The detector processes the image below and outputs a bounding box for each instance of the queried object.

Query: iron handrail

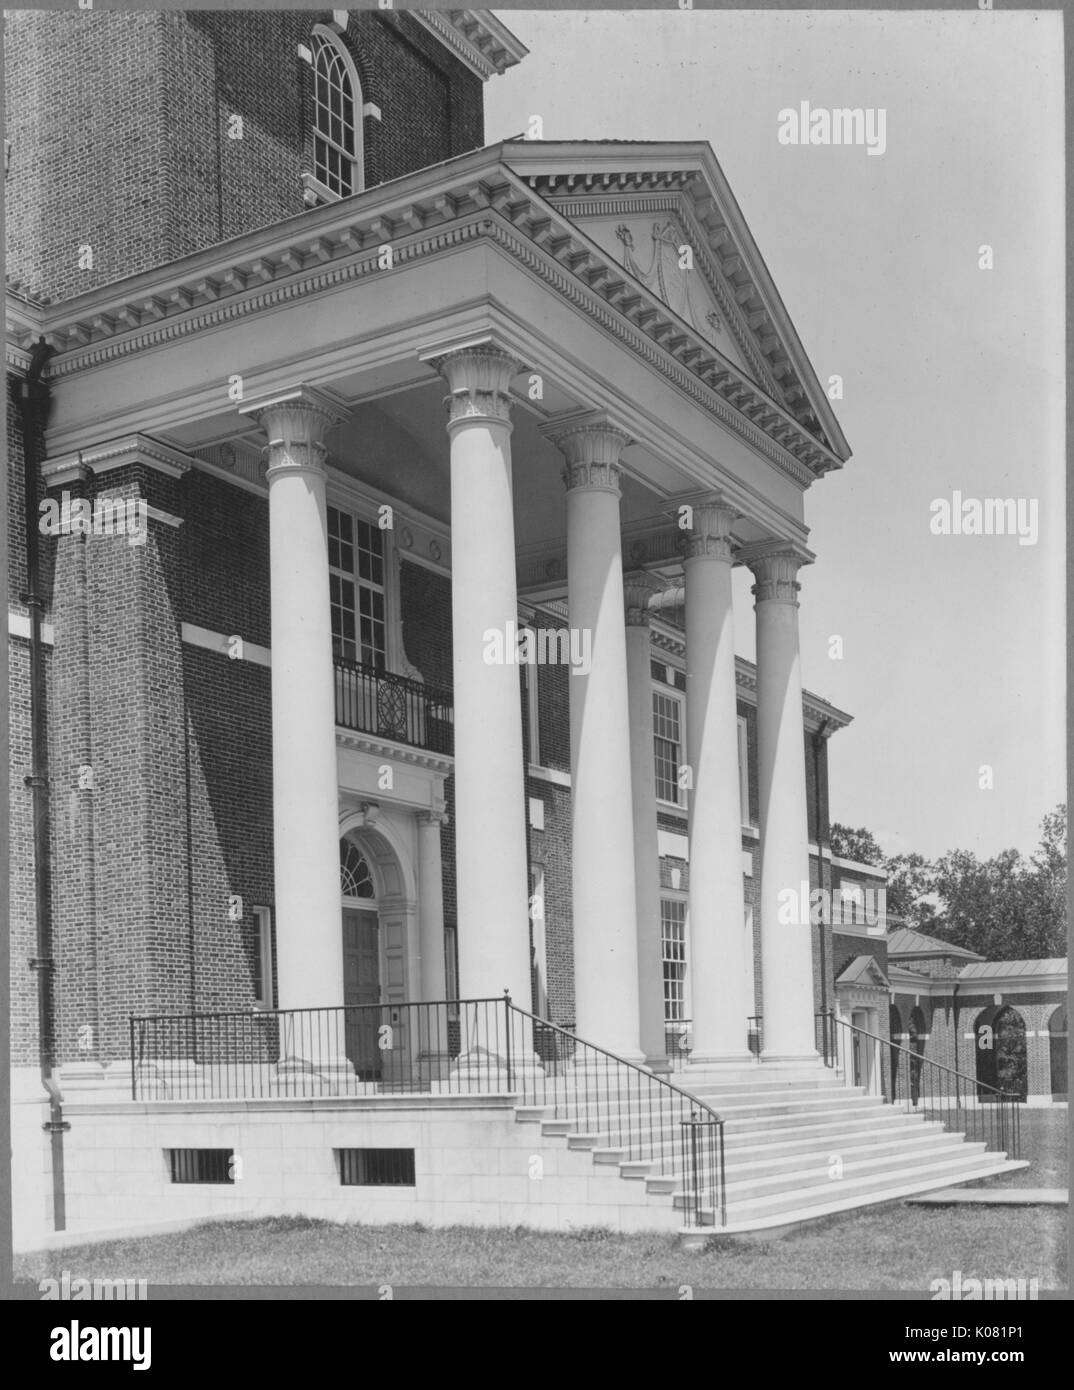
[503,999,726,1227]
[816,1007,1017,1101]
[816,1008,1021,1159]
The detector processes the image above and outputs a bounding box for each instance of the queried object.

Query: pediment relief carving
[615,221,723,346]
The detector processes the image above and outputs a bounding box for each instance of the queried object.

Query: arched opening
[310,25,364,197]
[1048,1005,1067,1099]
[340,837,380,1078]
[908,1006,927,1108]
[975,1005,1028,1103]
[888,1003,903,1102]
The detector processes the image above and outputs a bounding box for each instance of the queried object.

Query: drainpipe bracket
[28,956,55,971]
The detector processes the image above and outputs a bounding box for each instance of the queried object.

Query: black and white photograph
[2,0,1068,1327]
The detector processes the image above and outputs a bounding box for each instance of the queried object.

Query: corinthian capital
[623,569,667,627]
[745,543,813,605]
[683,495,740,563]
[240,384,348,478]
[431,344,522,429]
[543,414,631,495]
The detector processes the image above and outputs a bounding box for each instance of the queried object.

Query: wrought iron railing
[334,656,453,754]
[815,1009,1021,1160]
[129,995,726,1228]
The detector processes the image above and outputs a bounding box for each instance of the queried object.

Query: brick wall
[5,9,485,305]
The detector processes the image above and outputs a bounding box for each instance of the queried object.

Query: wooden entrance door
[343,909,381,1078]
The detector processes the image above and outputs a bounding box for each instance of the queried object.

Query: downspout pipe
[12,335,67,1230]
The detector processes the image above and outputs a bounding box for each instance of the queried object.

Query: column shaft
[685,501,752,1062]
[751,547,816,1059]
[243,387,346,1014]
[553,420,641,1059]
[624,579,668,1069]
[417,813,447,1002]
[437,347,532,1010]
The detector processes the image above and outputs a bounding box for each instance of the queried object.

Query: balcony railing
[334,656,453,755]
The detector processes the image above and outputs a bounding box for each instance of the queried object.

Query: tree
[884,853,938,931]
[830,823,884,866]
[927,806,1066,960]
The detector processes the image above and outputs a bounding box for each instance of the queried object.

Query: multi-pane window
[311,28,362,198]
[653,690,683,804]
[661,899,687,1022]
[329,506,386,668]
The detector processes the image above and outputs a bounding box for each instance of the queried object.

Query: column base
[645,1053,673,1076]
[687,1050,757,1068]
[449,1047,545,1094]
[759,1050,822,1066]
[273,1054,356,1095]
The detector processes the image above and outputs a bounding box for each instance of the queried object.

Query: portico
[25,138,851,1075]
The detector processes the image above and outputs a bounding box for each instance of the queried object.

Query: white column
[241,386,346,1016]
[548,417,641,1060]
[748,544,817,1061]
[684,498,753,1063]
[416,810,450,1072]
[624,573,670,1072]
[432,345,532,1012]
[417,811,447,1002]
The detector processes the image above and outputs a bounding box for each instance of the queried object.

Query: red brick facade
[4,9,484,305]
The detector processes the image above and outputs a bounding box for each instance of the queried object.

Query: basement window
[337,1148,416,1187]
[168,1149,235,1184]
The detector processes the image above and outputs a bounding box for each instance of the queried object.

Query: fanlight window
[311,27,363,198]
[340,840,374,898]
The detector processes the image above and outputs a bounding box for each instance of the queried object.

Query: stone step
[715,1137,984,1201]
[647,1129,963,1196]
[720,1150,1010,1223]
[682,1158,1026,1232]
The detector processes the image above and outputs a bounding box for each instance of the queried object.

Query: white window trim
[530,864,548,1017]
[253,906,274,1010]
[306,24,364,201]
[523,655,542,769]
[328,500,398,672]
[737,714,751,829]
[660,892,690,1026]
[653,683,687,812]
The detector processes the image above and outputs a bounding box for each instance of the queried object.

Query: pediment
[505,141,851,461]
[577,210,753,378]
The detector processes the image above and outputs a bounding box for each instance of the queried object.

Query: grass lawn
[15,1204,1067,1291]
[963,1106,1069,1190]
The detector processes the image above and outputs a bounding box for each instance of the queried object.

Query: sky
[484,8,1066,864]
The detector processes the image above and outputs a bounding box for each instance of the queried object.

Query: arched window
[340,839,374,898]
[311,26,363,198]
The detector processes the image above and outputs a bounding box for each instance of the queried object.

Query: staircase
[517,1062,1026,1234]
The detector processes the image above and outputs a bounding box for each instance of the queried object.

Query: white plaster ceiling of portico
[315,377,677,555]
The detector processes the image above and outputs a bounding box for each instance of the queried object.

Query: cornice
[42,433,195,482]
[410,10,528,81]
[335,726,454,775]
[19,158,841,486]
